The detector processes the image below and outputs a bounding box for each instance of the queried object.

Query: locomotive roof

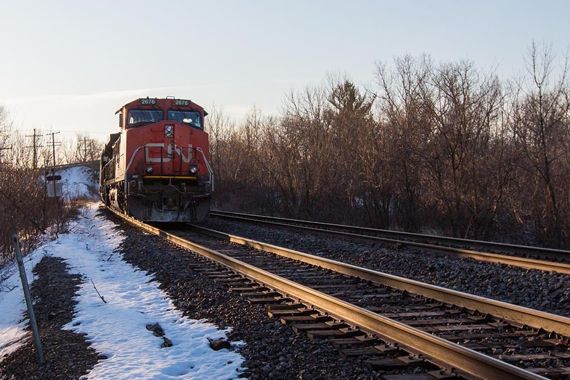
[115,97,208,115]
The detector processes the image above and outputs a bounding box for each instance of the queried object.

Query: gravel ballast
[0,257,99,380]
[202,217,570,317]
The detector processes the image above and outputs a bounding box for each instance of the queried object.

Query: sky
[0,0,568,141]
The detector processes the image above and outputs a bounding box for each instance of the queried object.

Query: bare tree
[375,56,432,229]
[207,49,570,248]
[510,43,570,246]
[74,134,103,163]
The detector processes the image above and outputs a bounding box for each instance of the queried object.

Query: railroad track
[106,207,570,379]
[209,210,570,275]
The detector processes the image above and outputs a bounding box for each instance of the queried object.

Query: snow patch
[0,204,245,378]
[56,165,97,200]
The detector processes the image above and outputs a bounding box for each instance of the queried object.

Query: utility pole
[48,131,61,183]
[47,131,61,234]
[80,137,89,162]
[25,129,43,169]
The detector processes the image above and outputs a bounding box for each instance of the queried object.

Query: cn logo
[145,143,193,163]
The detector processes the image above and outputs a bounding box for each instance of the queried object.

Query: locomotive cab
[100,97,213,222]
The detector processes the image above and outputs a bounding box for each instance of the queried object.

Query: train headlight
[165,125,174,137]
[145,166,153,174]
[189,164,198,175]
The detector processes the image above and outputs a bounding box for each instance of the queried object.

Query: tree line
[209,45,570,248]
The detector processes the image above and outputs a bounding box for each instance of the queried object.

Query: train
[100,97,213,222]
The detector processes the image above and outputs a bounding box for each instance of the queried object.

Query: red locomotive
[100,97,213,222]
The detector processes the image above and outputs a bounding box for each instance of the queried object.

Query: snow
[0,204,245,379]
[56,165,98,200]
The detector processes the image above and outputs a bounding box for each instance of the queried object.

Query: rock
[161,337,173,348]
[227,331,240,340]
[146,322,165,337]
[209,338,231,351]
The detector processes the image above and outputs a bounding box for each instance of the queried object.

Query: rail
[190,224,570,336]
[209,211,570,275]
[106,206,552,379]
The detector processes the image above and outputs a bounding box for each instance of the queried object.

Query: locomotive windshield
[128,110,163,126]
[167,110,202,128]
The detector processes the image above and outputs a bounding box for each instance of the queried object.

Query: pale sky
[0,0,568,141]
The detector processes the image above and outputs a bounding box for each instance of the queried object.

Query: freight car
[100,97,213,222]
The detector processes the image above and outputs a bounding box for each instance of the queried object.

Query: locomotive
[100,97,213,222]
